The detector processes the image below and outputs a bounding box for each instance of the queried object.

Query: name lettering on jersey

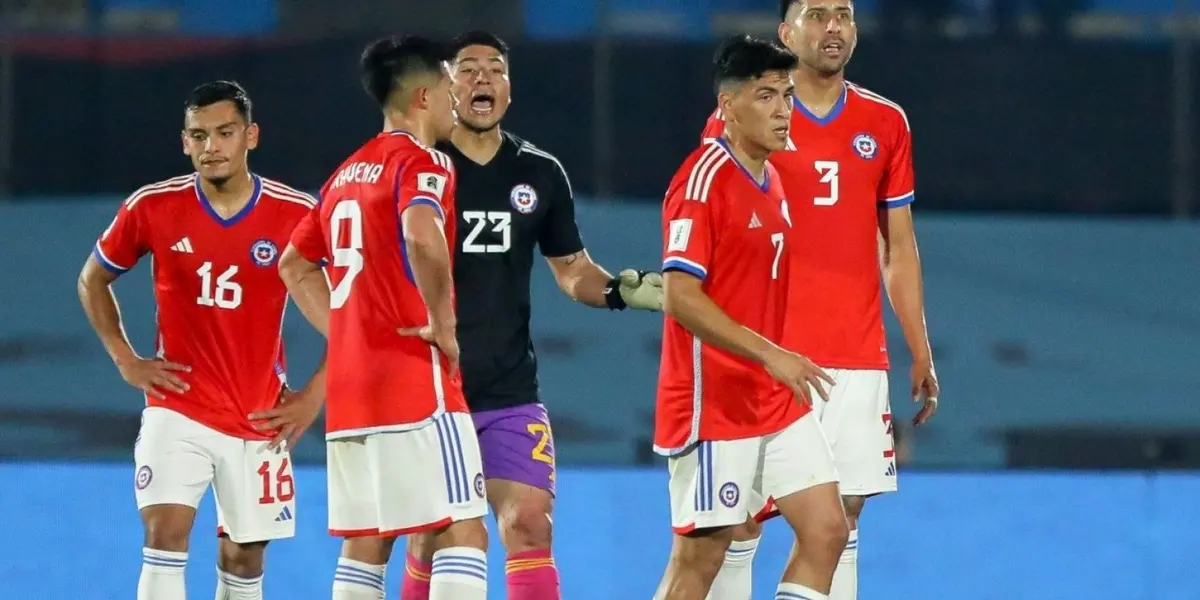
[417,172,447,199]
[329,162,385,190]
[667,219,692,252]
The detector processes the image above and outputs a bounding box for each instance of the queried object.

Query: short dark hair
[780,0,799,21]
[359,35,450,108]
[185,81,252,123]
[712,35,799,95]
[450,30,509,58]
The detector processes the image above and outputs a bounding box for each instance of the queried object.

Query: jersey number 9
[329,200,365,309]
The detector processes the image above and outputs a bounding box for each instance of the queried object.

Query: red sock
[400,553,431,600]
[506,548,561,599]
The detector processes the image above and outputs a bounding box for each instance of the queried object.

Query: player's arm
[541,160,663,311]
[879,206,930,364]
[662,271,781,364]
[78,202,189,398]
[281,208,333,336]
[399,163,456,333]
[878,117,939,422]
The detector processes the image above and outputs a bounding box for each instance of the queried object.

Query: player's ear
[778,21,792,48]
[717,90,735,126]
[245,122,260,151]
[180,130,188,156]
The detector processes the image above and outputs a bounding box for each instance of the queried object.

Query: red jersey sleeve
[701,108,725,142]
[395,150,454,223]
[879,114,915,209]
[290,206,328,264]
[661,182,718,281]
[93,197,149,275]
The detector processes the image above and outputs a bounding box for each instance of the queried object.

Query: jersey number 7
[329,200,365,309]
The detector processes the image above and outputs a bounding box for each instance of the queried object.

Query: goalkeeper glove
[604,269,664,311]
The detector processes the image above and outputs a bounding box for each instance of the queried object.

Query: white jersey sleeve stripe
[685,143,724,203]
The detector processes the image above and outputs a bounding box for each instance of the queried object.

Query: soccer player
[701,3,942,599]
[76,81,323,600]
[654,35,847,600]
[280,35,490,600]
[398,30,665,600]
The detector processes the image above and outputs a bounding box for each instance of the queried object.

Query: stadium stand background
[1,1,1197,598]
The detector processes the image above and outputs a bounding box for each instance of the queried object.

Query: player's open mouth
[772,125,789,137]
[201,159,226,167]
[821,41,844,57]
[469,94,495,116]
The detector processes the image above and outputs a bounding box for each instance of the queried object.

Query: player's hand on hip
[397,324,461,378]
[763,348,834,406]
[117,357,191,399]
[249,387,323,451]
[911,358,939,427]
[617,268,664,311]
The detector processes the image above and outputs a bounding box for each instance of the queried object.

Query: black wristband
[604,277,627,311]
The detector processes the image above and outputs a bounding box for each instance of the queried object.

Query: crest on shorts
[718,482,740,508]
[250,239,279,267]
[473,473,486,498]
[852,133,878,159]
[509,184,538,214]
[135,465,153,490]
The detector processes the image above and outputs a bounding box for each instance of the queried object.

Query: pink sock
[506,549,561,599]
[400,553,431,599]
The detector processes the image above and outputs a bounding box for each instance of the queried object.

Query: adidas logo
[170,237,194,253]
[885,462,897,477]
[274,505,293,522]
[748,212,762,229]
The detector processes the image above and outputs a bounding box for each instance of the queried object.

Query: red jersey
[92,173,317,439]
[654,138,805,455]
[290,131,465,440]
[703,82,915,370]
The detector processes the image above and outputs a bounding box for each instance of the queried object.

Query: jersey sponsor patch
[417,172,447,199]
[667,219,692,252]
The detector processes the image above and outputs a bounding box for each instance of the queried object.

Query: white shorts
[327,412,487,537]
[134,407,297,544]
[811,368,898,496]
[667,413,838,533]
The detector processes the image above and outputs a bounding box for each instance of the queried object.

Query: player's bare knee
[800,506,849,560]
[341,535,394,565]
[841,494,867,529]
[435,517,489,551]
[497,502,553,552]
[217,539,266,577]
[406,531,436,561]
[141,506,194,551]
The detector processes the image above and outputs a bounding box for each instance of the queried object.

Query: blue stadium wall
[1,200,1197,598]
[0,199,1197,466]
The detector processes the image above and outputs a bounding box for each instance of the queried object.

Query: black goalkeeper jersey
[437,131,585,412]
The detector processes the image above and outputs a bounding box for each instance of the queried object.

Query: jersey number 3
[814,160,839,206]
[329,200,365,309]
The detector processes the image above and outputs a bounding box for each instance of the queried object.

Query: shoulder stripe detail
[712,108,724,121]
[848,83,910,131]
[685,142,729,203]
[261,179,317,208]
[518,143,574,198]
[124,175,195,209]
[422,147,453,172]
